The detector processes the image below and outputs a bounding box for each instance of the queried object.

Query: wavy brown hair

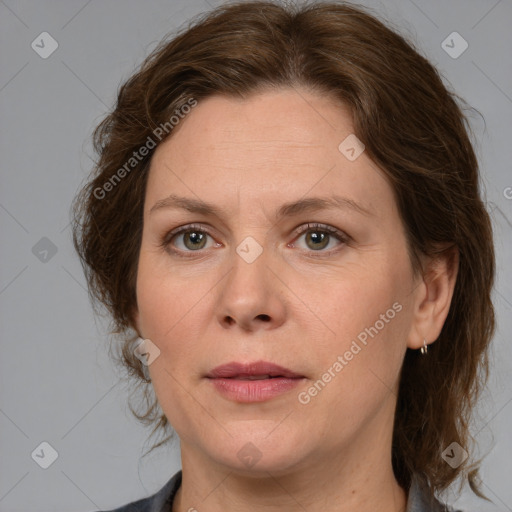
[71,0,495,501]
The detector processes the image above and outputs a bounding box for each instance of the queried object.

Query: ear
[407,246,459,350]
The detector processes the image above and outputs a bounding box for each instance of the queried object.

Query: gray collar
[406,474,459,511]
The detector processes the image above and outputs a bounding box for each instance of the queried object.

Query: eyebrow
[149,193,373,219]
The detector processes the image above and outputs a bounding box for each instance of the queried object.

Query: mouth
[205,361,305,403]
[206,361,304,380]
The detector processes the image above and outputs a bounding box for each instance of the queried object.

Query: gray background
[0,0,511,511]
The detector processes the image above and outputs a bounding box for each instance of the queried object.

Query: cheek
[312,267,408,380]
[135,259,209,411]
[321,270,399,335]
[135,251,207,339]
[134,253,220,402]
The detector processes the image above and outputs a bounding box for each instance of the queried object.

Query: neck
[174,460,406,512]
[172,413,407,512]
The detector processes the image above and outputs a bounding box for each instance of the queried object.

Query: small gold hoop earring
[420,339,428,355]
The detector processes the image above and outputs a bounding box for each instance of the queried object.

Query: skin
[133,87,458,512]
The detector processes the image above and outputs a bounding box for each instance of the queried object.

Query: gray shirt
[100,471,463,512]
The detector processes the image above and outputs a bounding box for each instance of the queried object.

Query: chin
[203,424,313,475]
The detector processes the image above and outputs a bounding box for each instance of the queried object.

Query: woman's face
[134,88,424,475]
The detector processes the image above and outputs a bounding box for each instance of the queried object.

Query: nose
[216,246,287,332]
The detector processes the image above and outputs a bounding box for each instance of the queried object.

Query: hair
[71,0,496,502]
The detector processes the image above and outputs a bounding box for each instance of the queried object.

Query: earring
[420,339,428,355]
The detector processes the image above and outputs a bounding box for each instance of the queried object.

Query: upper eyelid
[294,222,343,235]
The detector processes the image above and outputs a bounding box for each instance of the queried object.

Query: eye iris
[184,231,206,250]
[306,231,329,250]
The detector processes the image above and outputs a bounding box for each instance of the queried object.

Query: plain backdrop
[0,0,511,511]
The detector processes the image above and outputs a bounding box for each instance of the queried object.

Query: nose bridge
[225,236,272,302]
[216,235,286,330]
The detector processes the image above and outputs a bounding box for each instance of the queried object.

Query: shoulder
[407,474,464,512]
[97,471,182,512]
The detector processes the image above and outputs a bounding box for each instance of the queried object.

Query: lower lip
[208,377,303,402]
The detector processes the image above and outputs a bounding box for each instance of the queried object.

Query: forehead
[162,88,352,151]
[145,88,394,218]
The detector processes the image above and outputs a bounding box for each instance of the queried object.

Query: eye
[290,223,348,253]
[162,224,218,255]
[160,222,349,258]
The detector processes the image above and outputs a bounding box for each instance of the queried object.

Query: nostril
[257,314,271,322]
[225,316,235,326]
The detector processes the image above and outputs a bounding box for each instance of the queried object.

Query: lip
[206,361,304,403]
[207,361,303,379]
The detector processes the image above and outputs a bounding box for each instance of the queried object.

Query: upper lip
[206,361,303,379]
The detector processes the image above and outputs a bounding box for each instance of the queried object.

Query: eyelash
[160,222,349,258]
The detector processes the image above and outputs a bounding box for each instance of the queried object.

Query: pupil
[186,231,205,249]
[307,231,328,250]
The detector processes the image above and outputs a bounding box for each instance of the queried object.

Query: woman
[72,1,496,511]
